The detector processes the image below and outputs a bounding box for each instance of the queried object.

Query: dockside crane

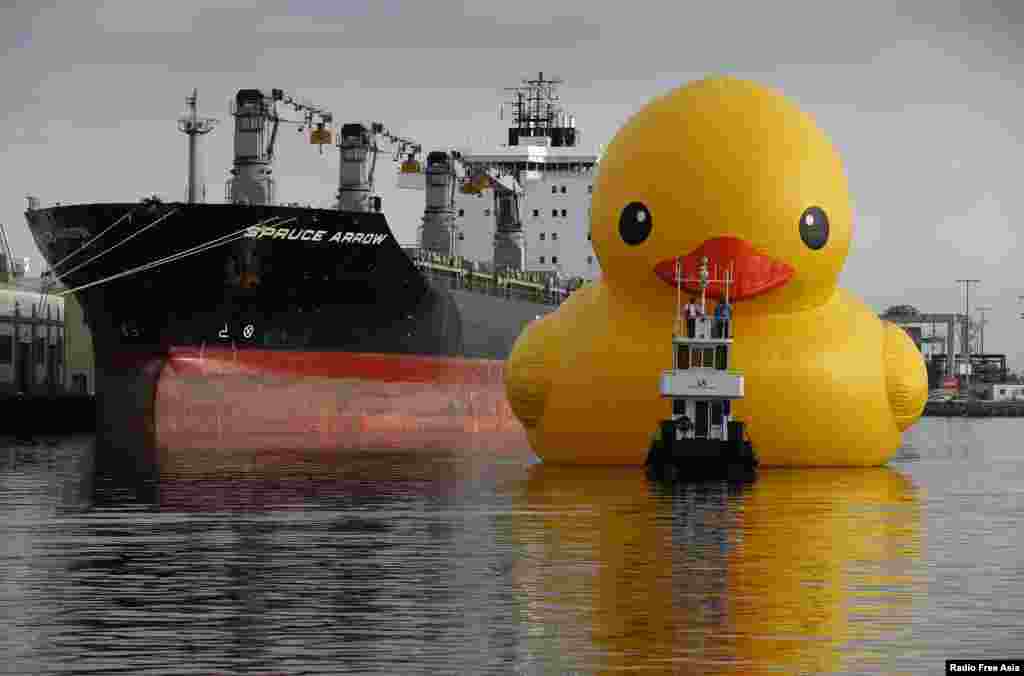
[0,222,15,282]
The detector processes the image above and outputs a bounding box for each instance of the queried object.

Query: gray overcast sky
[2,0,1023,367]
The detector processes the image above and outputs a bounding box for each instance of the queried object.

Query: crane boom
[266,88,334,161]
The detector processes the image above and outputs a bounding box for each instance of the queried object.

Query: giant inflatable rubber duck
[504,76,927,465]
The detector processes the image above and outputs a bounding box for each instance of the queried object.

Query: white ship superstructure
[456,140,599,280]
[409,73,601,282]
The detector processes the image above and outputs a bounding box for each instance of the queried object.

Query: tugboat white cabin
[662,256,743,441]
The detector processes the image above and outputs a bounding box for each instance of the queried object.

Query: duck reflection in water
[513,465,921,675]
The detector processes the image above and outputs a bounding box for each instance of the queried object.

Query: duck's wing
[504,313,557,430]
[882,320,928,431]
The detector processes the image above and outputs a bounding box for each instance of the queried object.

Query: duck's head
[591,76,852,313]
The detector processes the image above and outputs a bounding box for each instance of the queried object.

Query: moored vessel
[23,76,597,474]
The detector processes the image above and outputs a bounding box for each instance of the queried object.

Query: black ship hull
[26,202,551,476]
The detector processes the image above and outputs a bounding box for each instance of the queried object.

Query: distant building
[988,383,1024,402]
[0,274,94,395]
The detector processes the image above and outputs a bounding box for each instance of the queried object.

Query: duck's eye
[799,206,829,250]
[619,202,652,245]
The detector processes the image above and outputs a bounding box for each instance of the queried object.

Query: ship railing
[407,248,589,307]
[672,316,731,339]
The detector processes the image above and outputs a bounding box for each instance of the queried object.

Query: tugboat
[645,255,758,481]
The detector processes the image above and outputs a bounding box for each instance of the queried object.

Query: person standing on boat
[684,297,700,337]
[677,413,693,439]
[714,295,732,338]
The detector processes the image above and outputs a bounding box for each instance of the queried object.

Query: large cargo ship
[24,74,598,474]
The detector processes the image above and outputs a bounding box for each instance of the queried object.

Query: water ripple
[1,421,1022,673]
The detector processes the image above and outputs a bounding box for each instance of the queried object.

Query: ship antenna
[727,261,733,306]
[675,255,682,336]
[177,88,218,204]
[698,256,709,313]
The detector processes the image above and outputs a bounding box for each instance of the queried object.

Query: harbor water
[1,418,1022,674]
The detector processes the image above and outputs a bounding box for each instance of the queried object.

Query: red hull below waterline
[153,347,532,458]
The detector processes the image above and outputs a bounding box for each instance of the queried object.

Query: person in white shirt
[683,297,700,336]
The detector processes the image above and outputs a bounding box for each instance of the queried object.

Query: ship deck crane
[228,88,336,206]
[462,165,524,233]
[267,88,335,159]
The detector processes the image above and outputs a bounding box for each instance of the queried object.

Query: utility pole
[976,305,992,355]
[956,279,980,397]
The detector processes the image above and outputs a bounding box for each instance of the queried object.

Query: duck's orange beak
[653,236,793,301]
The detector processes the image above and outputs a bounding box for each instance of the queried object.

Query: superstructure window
[552,256,559,264]
[484,209,490,216]
[539,256,546,263]
[561,209,567,218]
[560,186,566,194]
[458,209,464,217]
[532,209,539,218]
[551,186,557,194]
[458,233,465,240]
[587,256,593,264]
[551,209,558,217]
[587,232,591,240]
[552,232,558,240]
[539,233,546,241]
[588,185,593,193]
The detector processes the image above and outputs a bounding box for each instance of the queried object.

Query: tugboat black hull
[645,419,758,482]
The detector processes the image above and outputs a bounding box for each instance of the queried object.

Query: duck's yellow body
[504,76,927,466]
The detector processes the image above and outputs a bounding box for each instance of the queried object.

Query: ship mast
[177,89,217,204]
[501,72,577,148]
